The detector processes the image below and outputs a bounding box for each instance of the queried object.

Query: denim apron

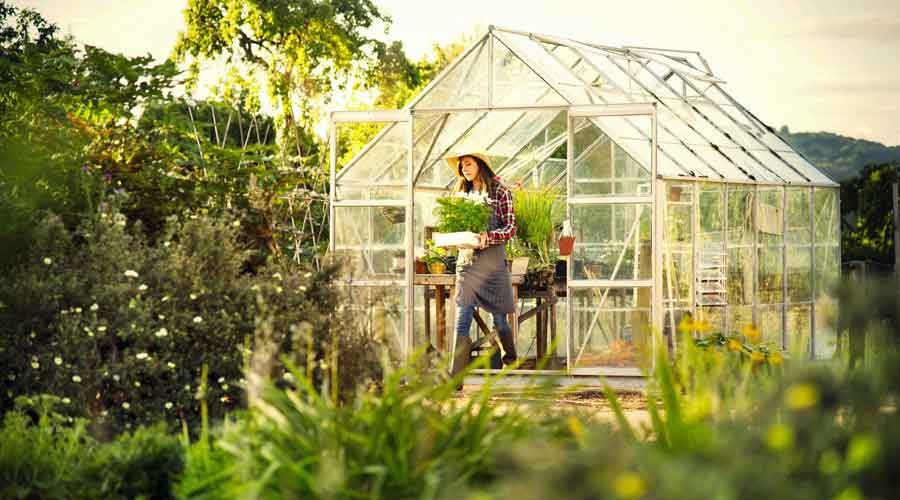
[454,188,515,314]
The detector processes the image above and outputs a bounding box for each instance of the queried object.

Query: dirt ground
[455,389,652,430]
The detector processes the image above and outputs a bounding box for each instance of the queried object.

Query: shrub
[0,201,383,434]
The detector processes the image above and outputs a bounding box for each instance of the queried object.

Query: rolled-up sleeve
[486,185,516,246]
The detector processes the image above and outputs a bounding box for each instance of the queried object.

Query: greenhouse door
[329,110,415,360]
[566,104,661,376]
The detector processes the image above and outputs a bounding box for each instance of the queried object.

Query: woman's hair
[454,155,496,194]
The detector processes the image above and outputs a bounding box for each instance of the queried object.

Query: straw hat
[443,150,493,178]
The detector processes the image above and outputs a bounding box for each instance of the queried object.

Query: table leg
[435,285,445,352]
[536,297,545,360]
[424,286,431,348]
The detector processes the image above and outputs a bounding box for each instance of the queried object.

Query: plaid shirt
[485,177,516,247]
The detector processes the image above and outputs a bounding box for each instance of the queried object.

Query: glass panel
[571,116,651,196]
[727,185,754,245]
[757,246,783,304]
[786,246,812,303]
[572,204,652,280]
[697,306,725,334]
[334,206,406,281]
[814,188,840,244]
[786,187,812,245]
[814,245,840,298]
[342,284,406,354]
[571,288,651,368]
[757,305,783,348]
[699,183,725,243]
[727,247,754,306]
[493,31,589,104]
[757,187,784,247]
[415,38,489,110]
[727,305,754,335]
[415,111,485,187]
[814,296,839,360]
[782,152,836,184]
[337,121,409,198]
[786,305,812,355]
[754,149,806,183]
[663,249,692,308]
[492,35,568,107]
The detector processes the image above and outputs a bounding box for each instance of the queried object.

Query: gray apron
[454,192,516,314]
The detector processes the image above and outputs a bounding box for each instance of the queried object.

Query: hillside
[777,127,900,181]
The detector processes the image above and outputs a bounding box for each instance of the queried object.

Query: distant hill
[776,127,900,181]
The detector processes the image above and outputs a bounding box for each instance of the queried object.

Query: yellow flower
[613,473,646,499]
[751,351,765,363]
[766,423,794,451]
[727,338,743,352]
[770,352,784,365]
[693,320,712,333]
[785,383,819,410]
[677,317,693,334]
[741,324,761,343]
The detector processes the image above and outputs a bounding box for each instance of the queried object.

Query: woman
[443,150,517,377]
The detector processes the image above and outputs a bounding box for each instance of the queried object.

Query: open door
[566,104,661,375]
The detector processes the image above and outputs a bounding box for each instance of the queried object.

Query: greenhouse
[328,26,841,377]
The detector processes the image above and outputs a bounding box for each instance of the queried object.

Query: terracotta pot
[558,235,575,256]
[415,259,427,274]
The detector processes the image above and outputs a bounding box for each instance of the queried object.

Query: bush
[0,201,383,433]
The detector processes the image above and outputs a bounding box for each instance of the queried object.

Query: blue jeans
[455,304,513,368]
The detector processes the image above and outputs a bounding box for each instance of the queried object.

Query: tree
[840,163,899,265]
[173,0,390,150]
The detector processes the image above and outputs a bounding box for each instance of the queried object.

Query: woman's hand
[478,232,488,249]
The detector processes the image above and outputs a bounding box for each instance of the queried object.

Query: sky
[15,0,900,146]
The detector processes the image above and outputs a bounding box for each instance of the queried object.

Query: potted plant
[505,238,530,275]
[422,240,448,274]
[511,187,564,286]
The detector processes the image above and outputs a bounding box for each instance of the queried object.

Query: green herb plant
[434,197,492,234]
[511,188,564,270]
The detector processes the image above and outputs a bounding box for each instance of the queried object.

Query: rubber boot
[450,336,472,389]
[498,333,518,366]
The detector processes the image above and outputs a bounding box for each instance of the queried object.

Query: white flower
[121,402,130,409]
[167,362,176,369]
[189,293,197,300]
[158,314,165,320]
[113,374,120,381]
[98,326,107,332]
[155,328,168,338]
[54,356,63,366]
[124,270,139,278]
[135,352,149,360]
[134,381,141,387]
[90,303,99,312]
[193,316,203,324]
[282,372,295,382]
[303,272,312,278]
[250,284,260,291]
[74,307,82,313]
[62,397,71,405]
[72,375,82,383]
[138,284,148,291]
[275,286,283,294]
[165,402,173,410]
[161,296,170,302]
[43,257,52,265]
[163,241,171,248]
[222,384,229,390]
[232,220,240,227]
[101,410,108,417]
[218,377,225,383]
[31,361,40,369]
[298,285,307,292]
[272,272,283,280]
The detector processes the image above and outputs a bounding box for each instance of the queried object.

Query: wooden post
[435,285,445,352]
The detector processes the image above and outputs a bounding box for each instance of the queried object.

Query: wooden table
[415,273,524,352]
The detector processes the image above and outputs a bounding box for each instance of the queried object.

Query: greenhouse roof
[336,26,838,189]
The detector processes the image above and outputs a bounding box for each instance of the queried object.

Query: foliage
[422,239,447,265]
[839,163,898,265]
[174,0,390,137]
[0,204,382,433]
[434,196,492,234]
[511,187,564,270]
[0,395,183,500]
[176,360,534,499]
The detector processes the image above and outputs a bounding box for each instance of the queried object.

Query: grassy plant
[434,196,492,233]
[511,188,564,269]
